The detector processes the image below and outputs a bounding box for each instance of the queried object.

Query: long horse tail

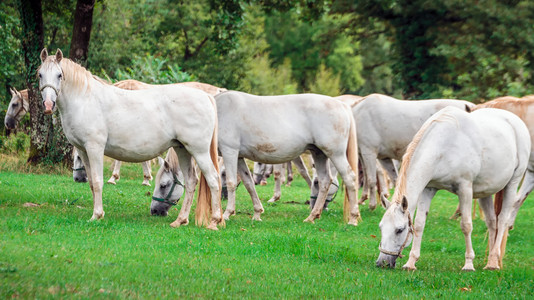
[344,106,359,222]
[195,94,225,228]
[493,189,507,268]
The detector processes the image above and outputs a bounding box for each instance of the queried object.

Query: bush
[1,132,30,155]
[104,53,195,84]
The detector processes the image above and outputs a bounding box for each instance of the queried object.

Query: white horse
[150,90,360,224]
[353,94,475,210]
[102,79,226,186]
[38,49,223,230]
[376,106,530,271]
[4,88,29,131]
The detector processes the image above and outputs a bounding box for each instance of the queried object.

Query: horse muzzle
[376,253,397,268]
[4,116,16,130]
[43,99,55,115]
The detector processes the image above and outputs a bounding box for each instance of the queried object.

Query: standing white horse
[354,94,475,210]
[376,107,530,271]
[38,49,223,230]
[150,90,360,224]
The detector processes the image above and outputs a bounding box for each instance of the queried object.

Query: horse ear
[158,157,165,167]
[465,104,472,113]
[9,87,16,96]
[381,194,391,209]
[40,48,48,62]
[55,49,63,63]
[401,196,408,212]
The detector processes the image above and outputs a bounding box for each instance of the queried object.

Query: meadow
[1,160,533,298]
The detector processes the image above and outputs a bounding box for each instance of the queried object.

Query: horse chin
[376,253,397,269]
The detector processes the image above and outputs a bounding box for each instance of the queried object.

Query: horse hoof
[252,216,262,222]
[170,219,188,228]
[207,221,219,231]
[267,198,277,203]
[461,266,475,272]
[107,180,116,185]
[142,182,151,186]
[483,263,500,270]
[303,216,315,223]
[89,211,105,221]
[402,264,416,271]
[347,219,358,226]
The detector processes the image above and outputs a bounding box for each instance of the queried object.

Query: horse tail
[195,95,225,228]
[344,106,359,222]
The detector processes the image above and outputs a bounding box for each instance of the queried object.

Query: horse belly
[239,144,306,164]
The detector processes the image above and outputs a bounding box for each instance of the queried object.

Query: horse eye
[58,74,62,79]
[395,227,404,235]
[38,73,42,78]
[12,103,18,107]
[160,184,167,189]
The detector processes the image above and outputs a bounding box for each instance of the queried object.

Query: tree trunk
[17,0,72,166]
[69,0,95,65]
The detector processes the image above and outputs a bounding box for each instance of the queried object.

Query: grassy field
[1,160,533,298]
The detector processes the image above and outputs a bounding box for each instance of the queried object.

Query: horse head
[38,48,63,115]
[72,148,88,183]
[151,156,185,216]
[5,87,28,130]
[376,196,413,268]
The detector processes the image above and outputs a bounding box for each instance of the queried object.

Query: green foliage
[240,55,298,95]
[0,132,30,155]
[111,53,194,84]
[308,64,342,96]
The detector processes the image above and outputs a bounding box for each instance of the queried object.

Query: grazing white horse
[38,49,223,230]
[4,88,29,131]
[353,94,475,210]
[151,91,360,224]
[376,107,530,271]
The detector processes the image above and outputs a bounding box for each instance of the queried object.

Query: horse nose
[151,207,168,216]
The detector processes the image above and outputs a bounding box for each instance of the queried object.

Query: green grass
[1,162,533,298]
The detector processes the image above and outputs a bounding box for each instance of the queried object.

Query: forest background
[1,0,534,165]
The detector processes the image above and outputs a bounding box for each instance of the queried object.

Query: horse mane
[393,110,459,203]
[57,58,98,91]
[156,148,180,183]
[178,82,227,96]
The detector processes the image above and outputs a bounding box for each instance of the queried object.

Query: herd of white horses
[4,48,533,272]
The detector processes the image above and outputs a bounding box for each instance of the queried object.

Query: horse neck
[393,132,440,214]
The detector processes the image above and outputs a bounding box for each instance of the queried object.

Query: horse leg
[286,161,293,187]
[329,154,360,225]
[456,184,476,271]
[403,187,436,270]
[304,153,331,223]
[141,160,152,186]
[485,179,521,270]
[83,144,105,220]
[379,158,397,189]
[221,153,239,220]
[268,164,283,203]
[358,159,369,204]
[170,149,197,227]
[293,156,312,188]
[376,161,389,202]
[107,160,121,184]
[360,152,378,210]
[237,158,264,221]
[510,169,534,230]
[478,196,497,254]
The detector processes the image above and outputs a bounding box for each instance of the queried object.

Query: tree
[69,0,95,65]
